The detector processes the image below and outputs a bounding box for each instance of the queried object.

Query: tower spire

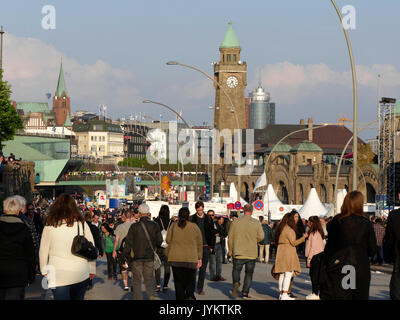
[258,67,262,88]
[55,58,68,97]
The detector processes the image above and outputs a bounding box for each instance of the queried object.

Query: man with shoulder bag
[122,204,162,300]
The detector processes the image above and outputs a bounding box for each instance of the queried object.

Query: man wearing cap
[228,204,264,299]
[123,203,162,300]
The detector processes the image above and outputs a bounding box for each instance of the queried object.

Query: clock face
[226,76,238,88]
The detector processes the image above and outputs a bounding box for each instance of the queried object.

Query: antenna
[258,67,262,88]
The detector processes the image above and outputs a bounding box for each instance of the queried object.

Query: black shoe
[162,286,168,292]
[288,293,296,298]
[242,292,250,299]
[190,294,197,300]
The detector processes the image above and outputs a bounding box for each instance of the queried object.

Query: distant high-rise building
[249,85,275,129]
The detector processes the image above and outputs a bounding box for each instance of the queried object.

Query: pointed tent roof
[55,60,68,97]
[263,184,283,212]
[220,22,241,48]
[299,188,328,219]
[229,182,248,204]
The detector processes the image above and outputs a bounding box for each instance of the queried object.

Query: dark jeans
[390,272,400,300]
[209,243,223,279]
[232,258,256,294]
[105,252,117,277]
[197,247,211,291]
[0,287,25,300]
[310,252,323,294]
[373,246,384,264]
[131,260,154,300]
[155,249,171,287]
[52,278,89,300]
[172,266,197,300]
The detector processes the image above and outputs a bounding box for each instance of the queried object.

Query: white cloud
[2,33,140,113]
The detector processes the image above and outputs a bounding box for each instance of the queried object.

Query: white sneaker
[306,293,320,300]
[280,293,295,300]
[279,294,282,300]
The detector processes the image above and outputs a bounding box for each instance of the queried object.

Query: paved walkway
[26,256,391,300]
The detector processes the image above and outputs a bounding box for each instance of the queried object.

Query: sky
[1,0,400,140]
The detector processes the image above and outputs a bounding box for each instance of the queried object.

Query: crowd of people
[0,191,399,301]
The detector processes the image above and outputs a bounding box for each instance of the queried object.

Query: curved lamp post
[166,61,243,205]
[333,119,378,214]
[142,99,199,201]
[263,125,328,222]
[330,0,358,191]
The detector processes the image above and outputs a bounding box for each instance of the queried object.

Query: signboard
[85,197,90,203]
[234,201,242,210]
[136,176,141,183]
[99,195,107,206]
[106,179,111,196]
[253,200,264,211]
[112,179,119,196]
[187,191,195,202]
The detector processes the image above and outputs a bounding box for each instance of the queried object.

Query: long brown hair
[46,194,84,227]
[274,210,298,243]
[308,216,325,239]
[338,191,364,221]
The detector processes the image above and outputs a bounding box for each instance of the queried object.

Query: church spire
[55,58,68,97]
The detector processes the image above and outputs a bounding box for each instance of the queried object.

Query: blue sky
[1,0,399,139]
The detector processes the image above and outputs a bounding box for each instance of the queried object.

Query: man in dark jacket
[384,209,400,300]
[123,203,162,300]
[189,201,216,296]
[84,211,104,290]
[0,196,36,300]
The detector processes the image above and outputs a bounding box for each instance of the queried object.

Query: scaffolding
[377,100,396,214]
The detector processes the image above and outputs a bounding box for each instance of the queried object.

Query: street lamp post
[330,0,358,191]
[166,61,243,204]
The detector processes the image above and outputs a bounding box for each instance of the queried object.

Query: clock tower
[214,22,247,131]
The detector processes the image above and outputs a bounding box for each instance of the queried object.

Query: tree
[0,69,23,150]
[358,143,375,166]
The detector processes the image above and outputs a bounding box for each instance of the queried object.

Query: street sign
[136,176,141,183]
[253,200,264,211]
[234,201,241,210]
[85,197,90,202]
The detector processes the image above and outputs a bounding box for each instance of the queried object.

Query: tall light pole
[143,100,198,201]
[330,0,358,191]
[166,61,243,204]
[0,26,4,71]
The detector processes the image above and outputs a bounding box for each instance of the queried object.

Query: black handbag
[71,222,99,260]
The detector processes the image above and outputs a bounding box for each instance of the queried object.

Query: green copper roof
[220,22,240,48]
[291,140,323,153]
[17,102,50,114]
[64,113,72,127]
[55,61,68,97]
[393,101,400,116]
[266,142,292,153]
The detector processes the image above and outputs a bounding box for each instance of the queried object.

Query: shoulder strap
[140,221,156,253]
[160,218,165,230]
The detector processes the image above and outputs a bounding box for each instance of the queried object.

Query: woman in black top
[321,191,377,300]
[0,197,36,300]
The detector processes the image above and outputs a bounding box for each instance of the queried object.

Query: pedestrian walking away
[39,194,96,300]
[166,207,203,300]
[122,204,163,300]
[228,204,264,299]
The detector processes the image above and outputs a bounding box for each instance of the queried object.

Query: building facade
[249,85,275,129]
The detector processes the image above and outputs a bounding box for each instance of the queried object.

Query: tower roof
[220,22,240,49]
[55,60,68,97]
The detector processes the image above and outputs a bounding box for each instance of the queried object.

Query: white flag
[253,172,267,192]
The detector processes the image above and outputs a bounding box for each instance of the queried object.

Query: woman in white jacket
[39,194,96,300]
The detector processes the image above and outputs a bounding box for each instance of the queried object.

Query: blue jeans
[232,258,256,294]
[52,278,89,300]
[209,244,223,279]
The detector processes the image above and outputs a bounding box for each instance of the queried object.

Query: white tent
[299,188,328,219]
[262,184,288,220]
[325,189,347,217]
[229,182,248,205]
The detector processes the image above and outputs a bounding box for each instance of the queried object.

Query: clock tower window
[233,54,237,62]
[227,54,231,63]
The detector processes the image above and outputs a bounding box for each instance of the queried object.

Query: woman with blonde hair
[39,194,96,300]
[320,191,376,300]
[274,210,308,300]
[0,197,36,300]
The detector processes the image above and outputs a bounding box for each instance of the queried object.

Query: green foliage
[0,69,23,150]
[358,143,376,166]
